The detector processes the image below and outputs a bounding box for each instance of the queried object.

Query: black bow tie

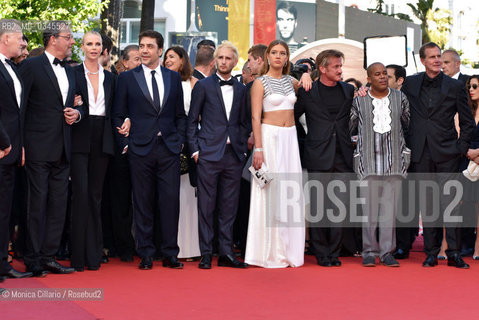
[53,58,66,67]
[5,59,15,67]
[219,79,234,86]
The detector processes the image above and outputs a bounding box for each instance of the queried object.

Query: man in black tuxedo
[295,49,355,267]
[112,30,186,270]
[442,49,469,86]
[0,19,32,279]
[19,21,81,276]
[188,41,249,269]
[401,42,474,268]
[193,46,215,80]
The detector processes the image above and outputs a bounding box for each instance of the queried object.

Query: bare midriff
[262,109,295,127]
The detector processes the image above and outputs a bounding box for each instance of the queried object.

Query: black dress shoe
[162,256,183,269]
[423,255,438,267]
[139,257,153,270]
[199,254,212,269]
[42,260,75,274]
[87,266,100,271]
[100,254,109,264]
[392,249,409,260]
[0,275,5,282]
[217,254,248,268]
[447,254,470,269]
[73,266,84,272]
[316,257,332,267]
[2,268,33,278]
[26,265,48,277]
[330,257,342,267]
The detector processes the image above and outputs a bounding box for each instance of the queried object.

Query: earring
[267,59,270,65]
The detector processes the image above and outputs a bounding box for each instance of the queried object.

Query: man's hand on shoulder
[357,85,369,97]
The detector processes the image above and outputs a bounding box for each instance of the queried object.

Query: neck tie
[53,58,66,67]
[151,70,160,111]
[219,78,234,86]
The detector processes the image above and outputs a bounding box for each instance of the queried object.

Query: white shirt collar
[452,71,460,80]
[142,63,162,74]
[216,73,232,81]
[45,50,59,65]
[0,52,11,64]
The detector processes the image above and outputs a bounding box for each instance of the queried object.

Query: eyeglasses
[468,84,478,90]
[57,35,73,41]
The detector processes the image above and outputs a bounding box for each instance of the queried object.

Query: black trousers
[102,152,134,257]
[70,117,110,268]
[308,147,350,259]
[410,143,462,257]
[0,164,16,273]
[395,178,419,253]
[9,167,28,258]
[128,137,180,258]
[197,145,243,256]
[24,156,70,267]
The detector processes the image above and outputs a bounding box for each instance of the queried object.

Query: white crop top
[259,75,297,112]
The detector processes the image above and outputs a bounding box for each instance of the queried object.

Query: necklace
[87,69,100,75]
[84,63,100,75]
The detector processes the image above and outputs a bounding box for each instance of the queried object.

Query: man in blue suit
[112,30,186,270]
[188,41,249,269]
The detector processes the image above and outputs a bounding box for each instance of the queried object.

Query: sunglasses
[468,84,478,90]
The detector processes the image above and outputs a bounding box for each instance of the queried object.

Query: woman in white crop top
[245,40,308,268]
[163,46,201,259]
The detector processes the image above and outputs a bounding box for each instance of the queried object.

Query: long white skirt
[177,174,200,258]
[245,124,305,268]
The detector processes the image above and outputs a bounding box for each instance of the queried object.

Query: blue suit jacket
[187,75,248,162]
[111,65,186,156]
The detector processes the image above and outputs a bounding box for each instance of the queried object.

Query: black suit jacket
[0,60,25,165]
[193,69,205,80]
[294,80,355,171]
[458,73,470,86]
[71,64,115,156]
[187,75,248,162]
[402,72,474,163]
[19,53,83,162]
[111,65,186,156]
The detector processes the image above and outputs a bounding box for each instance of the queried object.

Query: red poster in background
[254,0,276,45]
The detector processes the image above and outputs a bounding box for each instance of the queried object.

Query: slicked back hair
[315,49,344,70]
[419,42,440,59]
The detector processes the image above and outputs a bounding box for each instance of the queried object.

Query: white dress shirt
[83,63,106,116]
[217,73,234,121]
[217,73,233,144]
[0,53,22,108]
[142,63,164,106]
[45,50,69,106]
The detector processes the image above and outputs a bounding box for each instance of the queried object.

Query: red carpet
[2,245,478,319]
